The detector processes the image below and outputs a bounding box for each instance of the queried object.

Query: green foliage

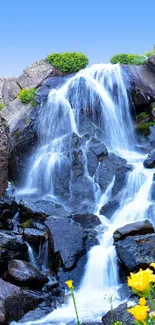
[0,101,5,110]
[144,50,155,58]
[18,88,37,106]
[22,219,31,228]
[114,322,123,325]
[136,121,154,135]
[110,54,146,65]
[46,52,89,73]
[136,112,148,120]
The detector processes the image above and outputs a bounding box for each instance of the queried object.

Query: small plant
[144,51,155,58]
[127,264,155,324]
[65,280,80,325]
[18,88,37,106]
[136,112,148,120]
[110,54,146,65]
[46,52,89,73]
[0,101,5,110]
[136,122,154,135]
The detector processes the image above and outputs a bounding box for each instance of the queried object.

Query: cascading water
[11,64,155,325]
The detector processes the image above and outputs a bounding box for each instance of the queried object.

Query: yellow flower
[128,304,150,321]
[65,280,74,290]
[150,262,155,269]
[139,298,147,306]
[128,268,155,292]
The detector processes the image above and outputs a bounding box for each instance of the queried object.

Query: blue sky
[0,0,155,76]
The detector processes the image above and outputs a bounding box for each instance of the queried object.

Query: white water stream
[11,64,155,324]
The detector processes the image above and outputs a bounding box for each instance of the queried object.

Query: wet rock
[6,259,48,289]
[0,115,9,196]
[14,302,53,324]
[45,216,88,270]
[147,125,155,148]
[23,199,69,218]
[95,153,126,192]
[2,78,21,105]
[143,149,155,168]
[102,302,133,325]
[147,55,155,74]
[112,164,132,196]
[113,220,154,242]
[42,74,74,88]
[0,232,28,273]
[72,214,101,229]
[86,148,98,177]
[35,86,49,104]
[23,228,45,249]
[17,59,63,89]
[100,193,121,219]
[0,279,48,324]
[115,233,155,271]
[89,138,108,160]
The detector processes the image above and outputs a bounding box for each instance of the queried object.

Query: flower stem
[149,293,155,311]
[71,289,81,325]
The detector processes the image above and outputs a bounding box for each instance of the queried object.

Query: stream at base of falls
[11,64,155,324]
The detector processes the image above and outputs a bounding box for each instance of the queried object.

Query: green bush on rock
[136,121,154,135]
[18,88,37,106]
[0,101,5,110]
[144,50,155,58]
[110,54,146,65]
[46,52,89,73]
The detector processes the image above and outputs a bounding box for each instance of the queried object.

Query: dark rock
[0,232,28,273]
[23,228,45,249]
[112,164,132,196]
[143,149,155,168]
[102,302,133,325]
[42,74,74,88]
[6,260,48,289]
[45,216,88,270]
[86,148,98,177]
[72,214,101,229]
[147,55,155,74]
[89,138,108,160]
[100,193,121,219]
[95,153,126,192]
[113,220,154,242]
[22,199,69,218]
[14,302,52,324]
[0,279,46,324]
[0,115,9,196]
[35,86,49,104]
[115,233,155,271]
[148,125,155,148]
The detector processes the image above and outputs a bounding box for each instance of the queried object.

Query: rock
[0,115,9,196]
[6,260,48,289]
[147,125,155,148]
[2,78,21,105]
[89,138,108,160]
[0,78,6,101]
[0,232,28,273]
[0,279,47,324]
[35,86,49,104]
[86,148,98,177]
[14,302,52,324]
[143,150,155,168]
[113,220,154,242]
[45,216,88,270]
[22,228,45,249]
[102,302,133,325]
[17,59,62,89]
[100,193,121,219]
[115,233,155,271]
[1,98,31,130]
[72,214,101,229]
[95,153,127,192]
[112,165,132,196]
[147,55,155,73]
[42,74,75,88]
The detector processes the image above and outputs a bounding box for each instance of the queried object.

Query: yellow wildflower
[150,262,155,269]
[65,279,74,290]
[128,304,150,322]
[128,268,155,292]
[139,297,147,306]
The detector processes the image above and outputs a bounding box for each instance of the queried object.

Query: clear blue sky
[0,0,155,76]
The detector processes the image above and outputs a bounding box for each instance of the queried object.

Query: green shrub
[136,121,154,135]
[144,50,155,58]
[18,88,37,106]
[136,112,148,120]
[0,101,5,110]
[46,52,89,73]
[110,53,146,65]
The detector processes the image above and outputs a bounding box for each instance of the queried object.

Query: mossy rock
[136,121,155,135]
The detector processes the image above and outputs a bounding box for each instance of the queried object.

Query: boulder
[113,220,154,242]
[1,98,31,130]
[6,260,48,289]
[0,279,47,324]
[2,78,21,105]
[100,193,121,219]
[102,302,133,325]
[72,214,101,229]
[14,302,52,324]
[0,232,28,273]
[0,115,9,196]
[0,78,6,101]
[17,59,63,89]
[22,228,45,249]
[112,165,132,196]
[115,233,155,271]
[147,55,155,74]
[143,149,155,168]
[95,153,126,193]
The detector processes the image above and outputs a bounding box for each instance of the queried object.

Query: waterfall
[26,243,38,268]
[11,64,155,325]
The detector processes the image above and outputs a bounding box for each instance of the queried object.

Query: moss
[13,130,21,138]
[136,112,148,120]
[0,101,5,111]
[22,219,31,228]
[24,116,31,125]
[46,52,89,73]
[18,88,37,106]
[136,122,154,135]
